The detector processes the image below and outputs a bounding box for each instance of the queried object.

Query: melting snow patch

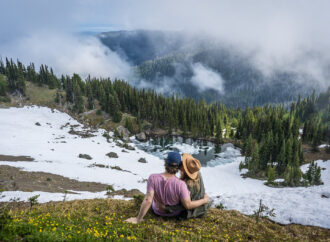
[318,144,329,148]
[0,191,131,203]
[1,106,330,229]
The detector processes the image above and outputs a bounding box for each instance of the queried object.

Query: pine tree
[182,115,188,136]
[285,135,293,166]
[136,111,142,133]
[248,144,259,176]
[0,75,7,96]
[215,121,222,144]
[267,165,277,184]
[73,86,84,114]
[112,93,122,123]
[277,140,286,175]
[244,134,253,165]
[284,150,302,186]
[125,117,134,133]
[306,161,323,185]
[86,84,94,110]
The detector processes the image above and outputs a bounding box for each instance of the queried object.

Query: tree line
[0,58,328,187]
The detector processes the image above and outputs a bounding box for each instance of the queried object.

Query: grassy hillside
[25,82,58,106]
[1,198,330,241]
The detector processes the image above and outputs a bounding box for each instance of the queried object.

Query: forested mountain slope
[99,30,325,107]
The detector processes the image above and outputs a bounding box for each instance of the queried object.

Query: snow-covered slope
[0,106,329,229]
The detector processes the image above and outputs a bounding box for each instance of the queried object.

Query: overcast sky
[0,0,329,87]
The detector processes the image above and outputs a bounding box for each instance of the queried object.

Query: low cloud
[190,63,224,94]
[1,0,329,91]
[0,31,132,80]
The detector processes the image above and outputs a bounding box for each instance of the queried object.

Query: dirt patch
[106,188,143,198]
[0,165,108,193]
[302,144,330,163]
[88,163,137,175]
[68,126,96,138]
[0,155,34,162]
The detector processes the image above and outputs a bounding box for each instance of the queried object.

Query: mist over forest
[1,0,329,107]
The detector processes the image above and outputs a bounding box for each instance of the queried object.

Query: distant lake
[133,136,242,167]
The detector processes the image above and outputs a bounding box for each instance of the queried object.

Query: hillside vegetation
[0,58,329,187]
[1,198,330,241]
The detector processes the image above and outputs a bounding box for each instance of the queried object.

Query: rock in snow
[116,126,131,142]
[135,132,147,142]
[78,154,92,160]
[106,152,119,158]
[138,158,147,163]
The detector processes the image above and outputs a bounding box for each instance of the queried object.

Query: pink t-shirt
[147,173,190,216]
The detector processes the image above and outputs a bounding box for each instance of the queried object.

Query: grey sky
[0,0,329,87]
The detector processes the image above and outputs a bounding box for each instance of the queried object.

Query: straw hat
[182,153,201,180]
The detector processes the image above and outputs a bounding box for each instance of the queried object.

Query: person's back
[125,152,209,224]
[147,173,190,216]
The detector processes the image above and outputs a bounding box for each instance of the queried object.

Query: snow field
[0,106,329,228]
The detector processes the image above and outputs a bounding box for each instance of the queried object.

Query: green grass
[1,199,329,241]
[25,82,57,106]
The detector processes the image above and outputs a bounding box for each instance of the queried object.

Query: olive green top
[165,172,211,219]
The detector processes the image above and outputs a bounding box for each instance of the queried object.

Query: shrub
[252,199,276,223]
[106,185,115,194]
[215,203,226,210]
[304,161,323,185]
[133,194,144,207]
[0,194,11,232]
[28,195,40,210]
[266,165,277,184]
[96,109,102,115]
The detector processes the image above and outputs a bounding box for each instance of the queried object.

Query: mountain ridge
[98,30,324,107]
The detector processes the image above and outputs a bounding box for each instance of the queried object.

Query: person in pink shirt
[125,152,209,224]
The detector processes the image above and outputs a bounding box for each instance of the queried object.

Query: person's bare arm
[125,191,154,224]
[181,194,209,210]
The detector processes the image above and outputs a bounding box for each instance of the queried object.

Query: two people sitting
[126,152,211,224]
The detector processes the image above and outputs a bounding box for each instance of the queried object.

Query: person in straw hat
[165,153,212,219]
[125,152,209,224]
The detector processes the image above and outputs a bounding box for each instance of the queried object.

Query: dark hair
[164,161,181,174]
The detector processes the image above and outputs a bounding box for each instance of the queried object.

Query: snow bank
[0,191,130,203]
[0,106,163,192]
[0,106,330,229]
[204,159,330,228]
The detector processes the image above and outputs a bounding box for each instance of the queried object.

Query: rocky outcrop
[78,154,92,160]
[116,126,131,142]
[135,132,147,142]
[138,158,147,163]
[106,152,118,158]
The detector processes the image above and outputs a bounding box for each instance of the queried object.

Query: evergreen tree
[215,121,222,144]
[248,144,259,175]
[277,140,286,175]
[125,117,134,133]
[73,86,84,114]
[112,93,122,123]
[267,165,276,184]
[244,134,253,165]
[0,75,7,96]
[284,151,302,186]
